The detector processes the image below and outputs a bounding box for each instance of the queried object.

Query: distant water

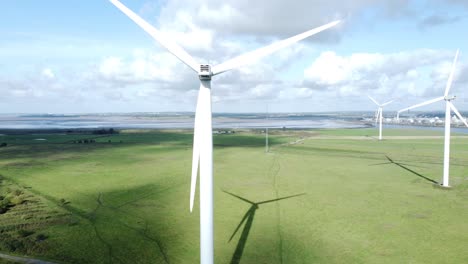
[1,112,467,133]
[0,113,369,130]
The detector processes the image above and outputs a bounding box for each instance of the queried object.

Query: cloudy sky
[1,0,468,113]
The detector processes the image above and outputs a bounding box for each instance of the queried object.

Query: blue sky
[1,0,468,113]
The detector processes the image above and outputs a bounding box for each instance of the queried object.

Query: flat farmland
[0,128,467,263]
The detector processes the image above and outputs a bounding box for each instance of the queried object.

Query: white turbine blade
[398,96,445,113]
[368,95,380,106]
[189,87,203,212]
[444,49,459,97]
[189,128,200,212]
[211,20,341,75]
[109,0,199,72]
[381,99,394,107]
[449,102,468,128]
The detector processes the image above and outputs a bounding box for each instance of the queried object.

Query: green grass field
[0,128,467,263]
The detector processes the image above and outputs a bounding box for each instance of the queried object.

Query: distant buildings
[365,115,467,127]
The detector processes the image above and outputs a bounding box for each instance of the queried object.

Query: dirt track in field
[0,253,57,264]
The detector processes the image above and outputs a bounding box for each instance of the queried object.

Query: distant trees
[72,139,97,144]
[0,143,7,147]
[92,128,118,135]
[69,128,119,144]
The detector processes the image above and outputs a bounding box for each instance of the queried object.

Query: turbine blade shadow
[370,157,426,168]
[230,208,256,264]
[257,193,306,205]
[393,161,438,184]
[223,190,255,205]
[397,162,426,168]
[385,155,438,184]
[224,190,306,264]
[229,206,255,242]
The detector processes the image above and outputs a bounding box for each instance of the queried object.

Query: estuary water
[0,113,369,130]
[1,112,468,134]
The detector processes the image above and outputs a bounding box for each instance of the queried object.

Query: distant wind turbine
[368,95,394,140]
[265,104,269,153]
[397,49,468,187]
[109,1,341,263]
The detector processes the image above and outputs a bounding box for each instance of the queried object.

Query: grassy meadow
[0,128,467,263]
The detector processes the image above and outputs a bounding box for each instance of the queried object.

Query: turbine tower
[109,1,340,263]
[397,49,468,187]
[368,95,393,140]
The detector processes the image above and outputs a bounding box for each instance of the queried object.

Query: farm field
[0,128,467,263]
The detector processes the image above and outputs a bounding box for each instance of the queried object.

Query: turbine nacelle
[444,95,456,101]
[198,64,213,81]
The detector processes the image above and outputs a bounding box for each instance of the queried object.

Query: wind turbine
[108,1,341,263]
[368,95,394,140]
[397,49,468,187]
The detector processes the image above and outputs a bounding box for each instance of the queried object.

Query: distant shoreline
[0,112,467,133]
[0,113,367,130]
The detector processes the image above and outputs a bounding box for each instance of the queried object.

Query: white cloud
[99,57,123,77]
[41,68,55,79]
[2,0,468,113]
[162,12,215,54]
[3,47,465,113]
[302,49,456,99]
[96,51,187,84]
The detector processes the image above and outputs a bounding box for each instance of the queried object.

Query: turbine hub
[198,64,212,81]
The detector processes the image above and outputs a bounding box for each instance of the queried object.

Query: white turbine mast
[109,1,341,263]
[397,49,468,187]
[368,95,393,140]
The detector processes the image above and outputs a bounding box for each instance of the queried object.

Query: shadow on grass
[223,190,305,264]
[370,155,438,184]
[81,185,182,264]
[0,131,289,163]
[3,176,180,264]
[0,131,195,158]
